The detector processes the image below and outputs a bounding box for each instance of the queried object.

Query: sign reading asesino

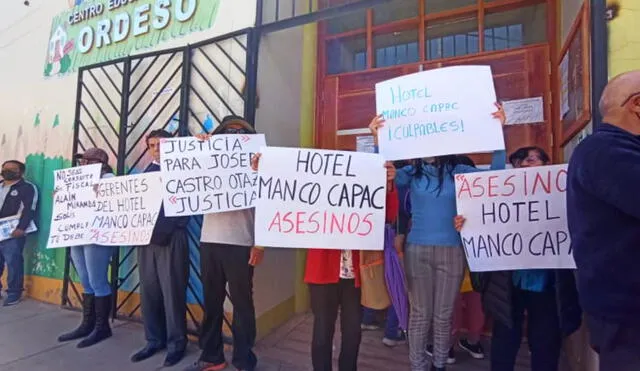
[374,66,505,161]
[44,0,221,76]
[455,165,575,272]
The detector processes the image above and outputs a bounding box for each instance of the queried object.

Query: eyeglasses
[620,91,640,107]
[224,128,251,134]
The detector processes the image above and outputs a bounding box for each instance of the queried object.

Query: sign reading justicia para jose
[44,0,220,77]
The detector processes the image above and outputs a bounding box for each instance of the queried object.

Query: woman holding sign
[369,104,506,371]
[251,153,398,371]
[454,147,581,371]
[58,148,116,348]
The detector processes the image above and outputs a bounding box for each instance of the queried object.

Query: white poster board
[0,216,37,243]
[48,164,102,248]
[160,134,266,216]
[375,66,505,161]
[455,165,575,272]
[255,147,387,251]
[503,97,544,125]
[88,173,163,246]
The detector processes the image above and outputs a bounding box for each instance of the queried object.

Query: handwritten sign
[455,165,575,272]
[88,173,163,246]
[255,147,387,250]
[375,66,505,161]
[503,97,544,125]
[160,134,266,216]
[0,216,37,243]
[48,164,102,249]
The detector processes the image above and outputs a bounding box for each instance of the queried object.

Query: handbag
[359,249,391,310]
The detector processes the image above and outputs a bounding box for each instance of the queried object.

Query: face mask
[1,170,19,181]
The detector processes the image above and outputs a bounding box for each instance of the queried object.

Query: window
[327,37,367,74]
[484,3,547,49]
[374,30,420,67]
[426,16,478,60]
[373,0,419,25]
[326,10,366,34]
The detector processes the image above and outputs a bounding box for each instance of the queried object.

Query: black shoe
[164,349,186,367]
[131,343,165,363]
[447,347,456,364]
[59,294,95,342]
[431,366,446,371]
[458,338,485,359]
[77,294,112,348]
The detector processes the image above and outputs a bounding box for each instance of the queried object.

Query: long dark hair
[410,155,463,195]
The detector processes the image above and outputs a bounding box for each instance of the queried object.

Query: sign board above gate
[44,0,221,77]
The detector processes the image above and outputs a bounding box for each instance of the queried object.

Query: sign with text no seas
[255,147,387,251]
[160,134,266,217]
[375,66,505,161]
[455,165,575,272]
[48,164,102,249]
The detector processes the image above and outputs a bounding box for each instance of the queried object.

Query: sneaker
[361,323,381,331]
[425,346,455,364]
[183,361,228,371]
[458,339,485,359]
[382,333,406,347]
[3,296,21,307]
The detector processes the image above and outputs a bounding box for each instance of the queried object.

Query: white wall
[251,26,305,316]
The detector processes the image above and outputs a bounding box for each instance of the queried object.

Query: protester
[251,151,398,371]
[185,116,264,371]
[57,148,115,347]
[455,146,582,371]
[567,70,640,370]
[131,129,190,367]
[0,160,37,307]
[369,104,506,371]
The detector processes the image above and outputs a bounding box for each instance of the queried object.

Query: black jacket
[145,163,188,246]
[0,179,38,231]
[481,269,582,337]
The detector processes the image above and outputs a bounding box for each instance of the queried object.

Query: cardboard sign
[255,147,387,251]
[0,216,37,243]
[160,134,266,216]
[455,165,575,272]
[88,173,163,246]
[48,164,102,248]
[375,66,505,161]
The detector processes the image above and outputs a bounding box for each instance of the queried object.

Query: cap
[75,147,109,164]
[212,115,255,135]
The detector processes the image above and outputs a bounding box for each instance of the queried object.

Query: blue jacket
[567,123,640,324]
[0,179,38,231]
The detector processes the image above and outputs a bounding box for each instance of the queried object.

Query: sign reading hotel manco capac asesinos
[44,0,220,77]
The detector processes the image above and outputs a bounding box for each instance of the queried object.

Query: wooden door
[316,45,553,164]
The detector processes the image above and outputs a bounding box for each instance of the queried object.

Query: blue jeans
[71,245,114,297]
[362,306,401,339]
[0,237,26,297]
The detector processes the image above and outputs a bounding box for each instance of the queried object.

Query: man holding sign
[186,116,264,371]
[454,147,581,371]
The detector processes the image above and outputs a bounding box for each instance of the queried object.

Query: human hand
[251,153,262,171]
[453,215,466,232]
[369,115,385,141]
[384,161,396,181]
[492,102,507,126]
[249,246,265,266]
[11,229,25,238]
[195,133,212,141]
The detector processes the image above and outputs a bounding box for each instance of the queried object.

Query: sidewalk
[0,299,534,371]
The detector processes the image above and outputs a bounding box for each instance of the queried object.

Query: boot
[58,294,95,342]
[77,294,112,348]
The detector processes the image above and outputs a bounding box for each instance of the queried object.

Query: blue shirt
[395,150,506,247]
[512,270,551,292]
[567,123,640,323]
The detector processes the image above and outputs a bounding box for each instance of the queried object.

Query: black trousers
[199,243,256,370]
[588,316,640,371]
[491,287,562,371]
[138,230,189,352]
[309,279,362,371]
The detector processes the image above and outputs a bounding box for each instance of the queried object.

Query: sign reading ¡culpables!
[44,0,220,77]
